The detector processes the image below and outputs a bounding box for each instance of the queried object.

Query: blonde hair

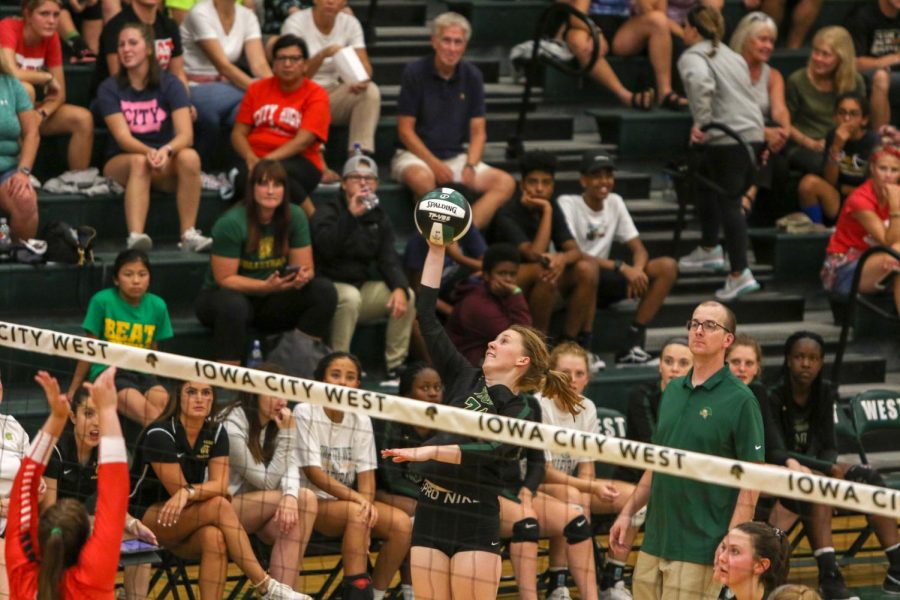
[729,12,778,55]
[687,6,725,56]
[548,341,589,417]
[769,584,822,600]
[431,11,471,41]
[810,26,858,94]
[510,326,582,415]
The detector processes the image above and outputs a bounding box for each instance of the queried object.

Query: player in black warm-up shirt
[383,241,582,600]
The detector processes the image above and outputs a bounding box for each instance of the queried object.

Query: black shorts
[412,480,501,557]
[114,368,161,395]
[590,14,627,41]
[755,495,814,521]
[597,268,630,307]
[63,0,103,21]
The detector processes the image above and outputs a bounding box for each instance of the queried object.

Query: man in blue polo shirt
[390,11,515,230]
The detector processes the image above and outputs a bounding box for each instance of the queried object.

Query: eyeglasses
[345,174,378,183]
[686,319,732,334]
[836,109,862,118]
[274,55,304,64]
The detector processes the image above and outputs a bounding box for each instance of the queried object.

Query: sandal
[630,88,655,111]
[659,91,688,111]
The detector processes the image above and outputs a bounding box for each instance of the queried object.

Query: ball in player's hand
[414,187,473,246]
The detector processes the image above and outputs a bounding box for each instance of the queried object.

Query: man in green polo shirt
[609,301,765,600]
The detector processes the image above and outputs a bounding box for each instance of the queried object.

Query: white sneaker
[547,585,573,600]
[714,268,761,301]
[678,245,726,272]
[179,227,213,253]
[260,579,313,600]
[588,351,606,373]
[616,346,659,367]
[28,174,42,189]
[127,232,152,251]
[600,581,634,600]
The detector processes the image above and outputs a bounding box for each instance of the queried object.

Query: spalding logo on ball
[414,188,473,245]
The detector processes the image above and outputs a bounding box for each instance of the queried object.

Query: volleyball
[414,187,472,245]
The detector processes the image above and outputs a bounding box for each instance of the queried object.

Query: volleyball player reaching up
[6,367,127,598]
[382,241,577,600]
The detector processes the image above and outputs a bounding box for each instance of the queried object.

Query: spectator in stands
[847,0,900,94]
[98,23,211,252]
[786,27,888,175]
[726,332,765,388]
[798,92,879,224]
[445,243,532,366]
[821,144,900,315]
[375,362,443,600]
[744,0,821,49]
[0,370,29,599]
[392,12,515,230]
[676,6,764,301]
[537,342,635,600]
[56,0,103,60]
[713,522,791,600]
[42,385,158,600]
[95,0,189,93]
[312,153,415,383]
[298,351,412,600]
[279,0,381,182]
[486,151,600,366]
[0,51,38,241]
[562,0,687,110]
[609,301,765,600]
[232,34,329,211]
[7,369,127,599]
[730,12,792,224]
[559,150,677,366]
[0,0,94,177]
[220,362,318,593]
[181,0,270,170]
[168,0,257,25]
[195,159,336,365]
[765,330,900,599]
[67,249,172,426]
[655,0,724,38]
[131,379,311,600]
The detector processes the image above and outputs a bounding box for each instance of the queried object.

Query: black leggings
[194,278,337,362]
[697,142,761,274]
[235,154,322,204]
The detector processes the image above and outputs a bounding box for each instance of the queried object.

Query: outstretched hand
[34,371,70,420]
[84,366,118,413]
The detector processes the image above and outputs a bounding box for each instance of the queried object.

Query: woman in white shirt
[180,0,271,169]
[220,362,318,593]
[0,370,30,598]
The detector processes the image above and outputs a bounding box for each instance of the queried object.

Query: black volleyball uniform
[129,417,229,519]
[45,432,100,511]
[412,285,536,556]
[375,421,431,500]
[498,395,546,500]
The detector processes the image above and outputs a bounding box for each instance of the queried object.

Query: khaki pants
[327,81,381,153]
[632,551,721,600]
[330,281,415,370]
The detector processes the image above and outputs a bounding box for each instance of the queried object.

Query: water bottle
[0,218,10,260]
[352,144,379,211]
[248,339,263,367]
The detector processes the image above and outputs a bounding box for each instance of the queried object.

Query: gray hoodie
[677,39,765,145]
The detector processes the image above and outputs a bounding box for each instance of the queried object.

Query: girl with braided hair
[713,521,791,600]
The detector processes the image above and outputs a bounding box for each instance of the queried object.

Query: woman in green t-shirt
[0,51,38,241]
[195,159,336,364]
[67,248,174,426]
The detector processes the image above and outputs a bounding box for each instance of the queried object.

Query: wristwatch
[614,259,623,272]
[17,167,31,176]
[184,483,196,498]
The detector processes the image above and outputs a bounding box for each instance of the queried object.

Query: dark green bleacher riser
[587,108,692,160]
[444,0,548,47]
[349,0,426,27]
[372,56,500,85]
[749,228,829,282]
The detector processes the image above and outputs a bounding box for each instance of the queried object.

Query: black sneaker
[63,35,96,63]
[819,570,859,600]
[379,366,405,388]
[883,569,900,595]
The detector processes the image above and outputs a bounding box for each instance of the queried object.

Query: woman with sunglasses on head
[131,380,311,600]
[383,237,583,600]
[713,521,791,600]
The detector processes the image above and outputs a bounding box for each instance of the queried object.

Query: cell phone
[121,539,160,554]
[278,265,300,277]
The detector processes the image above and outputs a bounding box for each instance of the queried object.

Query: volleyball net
[0,320,897,598]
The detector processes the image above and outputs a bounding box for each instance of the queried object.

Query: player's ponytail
[510,326,582,413]
[37,499,91,600]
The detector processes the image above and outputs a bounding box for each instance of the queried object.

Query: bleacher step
[750,228,830,282]
[371,56,501,85]
[349,0,426,27]
[586,108,692,160]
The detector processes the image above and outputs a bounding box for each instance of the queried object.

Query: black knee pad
[511,517,540,543]
[563,514,592,544]
[342,574,374,600]
[844,464,886,487]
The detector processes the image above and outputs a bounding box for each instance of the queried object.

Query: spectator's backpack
[42,221,97,266]
[265,329,332,380]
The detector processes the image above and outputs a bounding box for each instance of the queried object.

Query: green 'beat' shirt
[641,364,765,565]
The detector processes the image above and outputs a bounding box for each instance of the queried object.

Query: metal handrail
[832,245,900,385]
[363,0,378,47]
[506,2,600,159]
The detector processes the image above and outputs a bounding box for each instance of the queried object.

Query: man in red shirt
[232,34,330,216]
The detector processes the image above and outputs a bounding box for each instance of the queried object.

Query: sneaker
[600,581,633,600]
[64,35,97,63]
[379,367,404,388]
[546,585,572,600]
[200,171,225,191]
[127,232,152,251]
[818,570,859,600]
[678,245,726,272]
[260,579,313,600]
[883,569,900,595]
[179,227,213,253]
[714,268,761,301]
[616,346,660,367]
[28,174,41,189]
[588,351,606,373]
